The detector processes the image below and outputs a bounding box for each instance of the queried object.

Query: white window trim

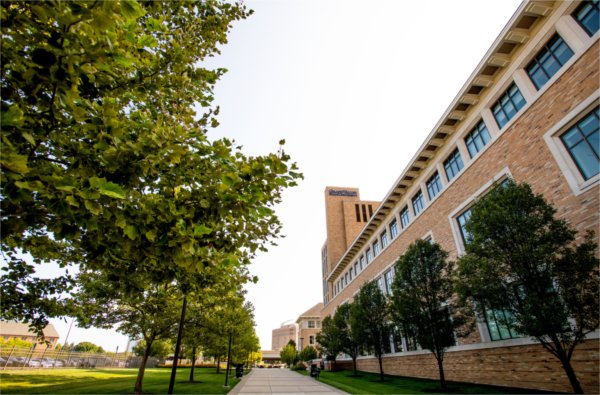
[543,92,600,196]
[448,167,513,255]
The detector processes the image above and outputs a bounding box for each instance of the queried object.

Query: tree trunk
[352,356,357,376]
[216,356,221,374]
[378,355,384,382]
[134,337,154,394]
[553,344,584,394]
[189,346,196,382]
[436,355,447,390]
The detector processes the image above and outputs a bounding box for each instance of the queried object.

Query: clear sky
[49,0,523,352]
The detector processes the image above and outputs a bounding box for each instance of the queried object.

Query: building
[0,321,60,350]
[295,303,323,350]
[319,1,599,393]
[271,322,297,351]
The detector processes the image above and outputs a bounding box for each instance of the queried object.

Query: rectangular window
[485,308,520,341]
[308,320,315,328]
[373,240,380,256]
[465,120,491,158]
[560,106,599,180]
[355,204,361,222]
[573,0,599,36]
[444,148,465,182]
[309,335,315,345]
[426,172,443,200]
[381,230,388,248]
[457,209,473,246]
[349,267,353,280]
[412,190,425,216]
[366,248,372,263]
[359,255,365,270]
[390,219,399,239]
[344,273,348,284]
[527,34,574,90]
[362,204,368,222]
[384,270,394,295]
[376,277,385,294]
[492,83,526,129]
[400,206,410,228]
[354,261,359,274]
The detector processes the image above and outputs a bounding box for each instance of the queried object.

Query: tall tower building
[321,187,379,305]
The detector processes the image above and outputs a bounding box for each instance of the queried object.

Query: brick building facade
[319,1,599,392]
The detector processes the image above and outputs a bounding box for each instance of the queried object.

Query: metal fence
[0,346,158,370]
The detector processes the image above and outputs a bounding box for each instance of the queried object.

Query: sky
[48,0,523,352]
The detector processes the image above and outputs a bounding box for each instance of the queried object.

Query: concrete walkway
[229,368,347,395]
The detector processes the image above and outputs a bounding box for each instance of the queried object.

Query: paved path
[229,368,347,395]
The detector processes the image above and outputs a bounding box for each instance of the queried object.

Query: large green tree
[315,315,342,369]
[456,180,599,394]
[390,239,470,390]
[338,302,363,376]
[280,342,299,368]
[353,281,391,382]
[1,0,301,335]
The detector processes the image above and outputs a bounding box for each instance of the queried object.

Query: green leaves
[98,182,126,199]
[1,105,24,128]
[120,0,145,21]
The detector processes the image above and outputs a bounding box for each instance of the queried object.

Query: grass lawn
[298,369,553,394]
[0,367,241,394]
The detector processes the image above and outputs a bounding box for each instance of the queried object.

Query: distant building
[271,322,297,351]
[0,321,60,349]
[295,302,323,351]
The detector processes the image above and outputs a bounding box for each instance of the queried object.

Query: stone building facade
[319,1,599,392]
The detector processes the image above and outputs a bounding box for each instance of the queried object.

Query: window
[384,270,394,295]
[412,190,425,215]
[573,0,599,36]
[527,34,573,90]
[308,320,315,328]
[309,335,315,345]
[492,83,527,129]
[354,261,359,275]
[465,120,491,158]
[316,321,321,328]
[359,255,365,270]
[381,230,388,248]
[344,273,348,284]
[373,240,380,256]
[390,219,399,239]
[366,248,372,263]
[485,308,520,341]
[400,206,410,228]
[349,267,353,280]
[444,148,464,182]
[560,107,599,180]
[457,209,473,246]
[426,172,443,200]
[376,277,385,294]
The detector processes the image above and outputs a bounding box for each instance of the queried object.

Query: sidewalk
[229,368,347,394]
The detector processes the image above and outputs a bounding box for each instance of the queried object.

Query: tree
[73,341,104,353]
[315,315,342,369]
[280,343,299,368]
[353,281,391,381]
[390,239,469,390]
[337,303,363,376]
[133,339,172,360]
[455,180,599,394]
[1,0,301,337]
[299,345,318,362]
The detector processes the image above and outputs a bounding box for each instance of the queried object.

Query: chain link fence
[0,346,159,370]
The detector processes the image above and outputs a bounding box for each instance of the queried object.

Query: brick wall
[348,339,599,393]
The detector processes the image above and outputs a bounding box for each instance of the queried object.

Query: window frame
[543,93,600,196]
[560,106,599,181]
[412,190,425,216]
[444,148,465,182]
[373,239,380,256]
[426,171,443,200]
[400,206,410,229]
[464,119,492,159]
[492,83,527,129]
[526,33,574,90]
[380,229,389,249]
[572,0,599,37]
[390,218,399,239]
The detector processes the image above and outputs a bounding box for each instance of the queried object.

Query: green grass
[298,369,553,394]
[0,367,241,394]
